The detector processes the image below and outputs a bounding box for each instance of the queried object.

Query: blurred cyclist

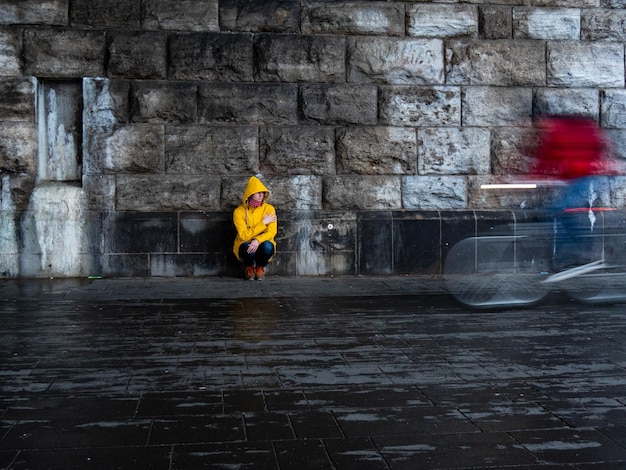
[530,115,619,271]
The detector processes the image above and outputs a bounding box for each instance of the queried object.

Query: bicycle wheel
[444,236,550,309]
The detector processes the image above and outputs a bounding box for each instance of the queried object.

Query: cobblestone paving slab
[2,277,626,469]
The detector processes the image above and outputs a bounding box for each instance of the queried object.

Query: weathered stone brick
[336,127,417,175]
[323,176,402,210]
[479,6,512,39]
[166,126,258,175]
[491,127,539,176]
[23,28,105,78]
[407,4,478,38]
[534,0,599,6]
[0,123,37,174]
[606,129,626,161]
[221,0,299,33]
[347,37,444,84]
[198,83,297,125]
[402,175,467,210]
[418,127,490,175]
[601,90,626,129]
[221,175,322,210]
[0,28,21,77]
[446,39,545,86]
[83,175,116,211]
[582,9,626,41]
[169,33,253,82]
[116,175,221,211]
[468,175,556,210]
[301,85,377,125]
[130,81,197,124]
[379,86,461,127]
[87,124,164,175]
[534,88,599,118]
[513,8,580,40]
[547,42,624,87]
[108,31,167,79]
[0,0,67,25]
[254,34,345,83]
[302,1,404,36]
[71,0,140,28]
[142,0,219,31]
[0,174,35,211]
[260,127,335,176]
[462,87,533,126]
[0,78,36,121]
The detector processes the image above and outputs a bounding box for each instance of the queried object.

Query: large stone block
[0,28,21,76]
[602,89,626,129]
[1,174,35,211]
[478,6,512,39]
[142,0,219,31]
[87,124,164,175]
[198,83,297,125]
[0,122,37,174]
[83,175,116,211]
[490,127,538,176]
[379,86,461,127]
[221,0,299,33]
[103,211,178,253]
[402,175,467,210]
[302,2,404,36]
[166,126,258,175]
[323,176,402,210]
[220,175,322,210]
[130,81,197,124]
[0,78,36,121]
[392,211,441,274]
[462,86,533,126]
[278,210,357,276]
[336,127,417,175]
[407,4,478,38]
[0,0,67,25]
[260,126,335,175]
[446,39,545,86]
[534,88,599,118]
[533,0,599,5]
[23,28,105,78]
[468,176,565,210]
[606,129,626,161]
[358,210,392,275]
[418,127,490,175]
[547,42,624,87]
[84,78,131,127]
[116,175,221,211]
[582,9,626,40]
[169,33,254,82]
[254,34,345,83]
[513,8,580,40]
[108,31,167,79]
[347,37,444,84]
[71,0,140,28]
[301,84,377,125]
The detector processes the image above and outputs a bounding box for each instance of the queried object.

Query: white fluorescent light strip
[480,183,537,190]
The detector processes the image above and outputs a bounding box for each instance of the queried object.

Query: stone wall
[2,0,626,278]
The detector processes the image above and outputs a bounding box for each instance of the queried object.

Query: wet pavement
[2,275,626,469]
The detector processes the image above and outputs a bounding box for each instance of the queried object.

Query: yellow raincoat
[232,176,277,262]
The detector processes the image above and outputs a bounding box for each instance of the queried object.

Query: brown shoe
[245,266,255,280]
[255,266,265,280]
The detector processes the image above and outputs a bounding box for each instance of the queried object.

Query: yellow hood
[242,176,270,205]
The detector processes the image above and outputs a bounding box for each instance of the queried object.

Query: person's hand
[247,239,259,254]
[262,213,276,225]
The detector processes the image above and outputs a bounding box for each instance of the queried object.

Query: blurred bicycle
[444,116,626,309]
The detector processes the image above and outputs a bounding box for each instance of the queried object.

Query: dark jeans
[238,241,275,267]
